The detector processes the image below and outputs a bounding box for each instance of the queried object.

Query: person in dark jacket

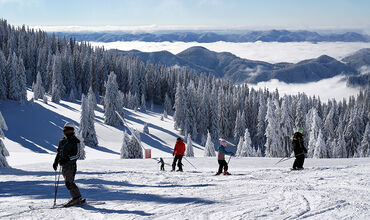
[216,139,234,175]
[158,157,165,171]
[291,128,308,170]
[53,122,83,206]
[172,137,185,172]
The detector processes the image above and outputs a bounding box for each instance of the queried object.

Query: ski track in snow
[0,159,369,219]
[0,91,369,219]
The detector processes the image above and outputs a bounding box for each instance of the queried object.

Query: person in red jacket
[172,137,186,172]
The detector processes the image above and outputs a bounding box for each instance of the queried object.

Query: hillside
[0,91,369,219]
[114,46,363,84]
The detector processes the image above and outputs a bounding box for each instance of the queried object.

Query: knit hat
[63,122,75,131]
[297,128,303,134]
[220,139,227,147]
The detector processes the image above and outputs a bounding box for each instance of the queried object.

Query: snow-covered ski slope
[0,91,369,219]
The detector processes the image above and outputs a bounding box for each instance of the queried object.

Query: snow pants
[62,164,81,199]
[218,160,228,173]
[172,155,183,171]
[293,155,305,169]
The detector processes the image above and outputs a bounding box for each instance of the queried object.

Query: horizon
[1,0,370,34]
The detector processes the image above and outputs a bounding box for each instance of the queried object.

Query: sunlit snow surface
[0,92,369,219]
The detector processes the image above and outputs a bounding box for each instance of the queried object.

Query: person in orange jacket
[172,137,185,172]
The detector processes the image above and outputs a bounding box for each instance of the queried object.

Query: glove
[304,148,308,154]
[231,152,235,156]
[53,162,58,171]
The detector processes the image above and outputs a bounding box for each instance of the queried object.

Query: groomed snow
[0,91,369,219]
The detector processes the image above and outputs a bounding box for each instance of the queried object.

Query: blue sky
[0,0,369,32]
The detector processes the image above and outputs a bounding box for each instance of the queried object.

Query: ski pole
[227,155,232,165]
[53,167,62,208]
[183,157,197,169]
[275,152,305,165]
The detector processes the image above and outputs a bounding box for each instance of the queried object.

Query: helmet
[63,122,75,131]
[297,128,303,134]
[220,139,227,147]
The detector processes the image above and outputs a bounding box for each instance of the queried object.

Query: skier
[158,157,165,171]
[53,122,85,207]
[291,128,308,170]
[216,139,234,175]
[172,137,185,172]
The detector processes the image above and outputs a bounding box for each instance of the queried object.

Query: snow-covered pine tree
[143,123,149,134]
[17,57,27,103]
[6,52,22,101]
[265,98,281,157]
[344,108,363,157]
[280,97,294,156]
[234,111,245,140]
[80,94,98,146]
[0,51,6,100]
[174,82,185,130]
[239,128,255,157]
[0,112,10,167]
[236,136,244,157]
[43,95,48,104]
[74,129,86,160]
[307,108,322,157]
[127,131,143,159]
[185,134,194,157]
[163,110,168,119]
[164,92,172,114]
[104,72,123,126]
[201,134,207,146]
[69,89,75,102]
[204,131,216,157]
[51,55,64,103]
[141,93,146,112]
[88,86,97,109]
[33,72,45,100]
[313,130,326,158]
[356,122,369,157]
[120,130,130,159]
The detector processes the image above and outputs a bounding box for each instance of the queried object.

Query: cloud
[248,76,360,102]
[89,41,370,63]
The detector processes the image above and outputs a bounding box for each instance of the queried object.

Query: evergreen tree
[164,92,172,114]
[307,108,322,157]
[6,52,22,101]
[80,94,98,146]
[204,131,216,157]
[0,112,10,167]
[104,72,123,126]
[51,55,64,103]
[143,123,149,134]
[239,128,255,157]
[141,93,146,112]
[0,51,6,100]
[185,134,194,157]
[127,131,143,159]
[356,123,369,157]
[33,72,45,100]
[75,129,86,160]
[313,130,326,158]
[120,130,130,159]
[234,111,245,140]
[236,136,244,157]
[265,98,281,157]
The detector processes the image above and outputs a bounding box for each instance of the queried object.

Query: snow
[0,91,369,219]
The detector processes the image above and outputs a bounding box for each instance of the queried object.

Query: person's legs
[172,155,179,171]
[217,160,223,173]
[297,155,305,169]
[62,164,81,200]
[223,160,228,172]
[292,157,299,169]
[177,155,183,171]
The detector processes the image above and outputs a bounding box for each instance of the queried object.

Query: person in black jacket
[53,122,83,206]
[291,128,308,170]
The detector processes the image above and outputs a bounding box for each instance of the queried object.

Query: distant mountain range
[111,47,370,86]
[55,30,370,43]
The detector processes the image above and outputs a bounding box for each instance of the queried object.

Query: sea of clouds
[89,41,368,101]
[90,41,370,63]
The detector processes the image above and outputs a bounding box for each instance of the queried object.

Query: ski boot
[215,172,222,176]
[64,197,85,207]
[223,171,231,175]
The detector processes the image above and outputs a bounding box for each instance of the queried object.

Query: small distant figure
[291,128,308,170]
[216,139,234,175]
[158,157,165,171]
[172,137,185,172]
